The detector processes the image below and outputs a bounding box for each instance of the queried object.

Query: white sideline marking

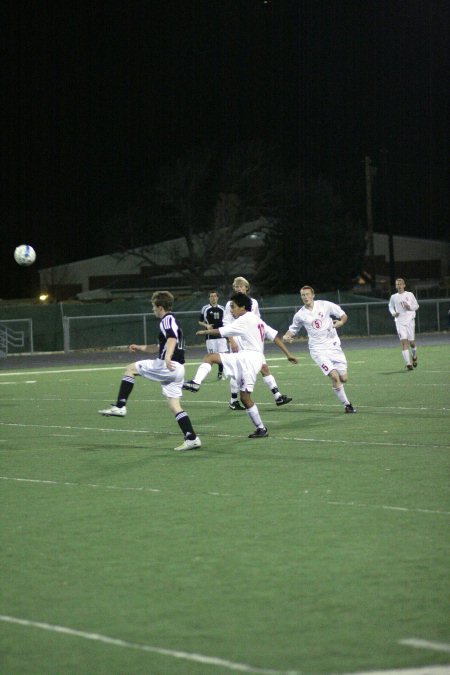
[400,639,450,654]
[2,477,448,516]
[0,367,126,376]
[0,476,160,493]
[1,421,448,451]
[327,501,450,517]
[0,357,301,378]
[0,381,37,385]
[0,615,299,675]
[341,667,450,674]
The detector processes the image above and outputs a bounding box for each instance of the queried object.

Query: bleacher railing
[0,319,34,357]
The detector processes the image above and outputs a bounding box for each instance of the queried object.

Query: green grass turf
[1,344,449,674]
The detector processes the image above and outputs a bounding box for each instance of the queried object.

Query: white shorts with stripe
[219,351,264,392]
[135,358,185,398]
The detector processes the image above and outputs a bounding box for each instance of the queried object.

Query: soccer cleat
[174,436,202,451]
[217,372,223,380]
[182,380,200,392]
[248,427,269,438]
[344,403,356,413]
[406,364,413,371]
[98,405,126,417]
[276,395,292,406]
[229,400,245,410]
[412,356,418,368]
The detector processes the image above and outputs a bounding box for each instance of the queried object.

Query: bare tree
[114,141,300,291]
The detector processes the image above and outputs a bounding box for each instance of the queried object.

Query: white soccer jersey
[289,300,345,349]
[219,311,277,353]
[388,292,419,325]
[223,296,260,325]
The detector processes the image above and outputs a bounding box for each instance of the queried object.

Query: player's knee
[328,371,340,387]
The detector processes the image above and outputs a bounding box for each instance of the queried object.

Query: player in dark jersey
[99,290,201,451]
[198,290,227,379]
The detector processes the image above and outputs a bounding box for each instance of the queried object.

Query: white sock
[262,374,281,399]
[194,362,212,384]
[402,349,411,365]
[411,347,417,358]
[333,385,350,406]
[246,404,264,429]
[229,377,239,401]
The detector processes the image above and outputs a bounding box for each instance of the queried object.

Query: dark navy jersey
[159,313,185,364]
[199,303,225,341]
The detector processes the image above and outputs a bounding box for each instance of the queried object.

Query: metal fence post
[63,317,70,353]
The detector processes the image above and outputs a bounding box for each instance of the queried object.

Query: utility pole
[365,156,376,291]
[380,148,396,287]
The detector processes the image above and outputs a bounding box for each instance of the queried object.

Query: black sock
[175,411,196,439]
[116,377,135,407]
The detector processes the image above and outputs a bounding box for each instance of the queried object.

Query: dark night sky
[1,0,449,298]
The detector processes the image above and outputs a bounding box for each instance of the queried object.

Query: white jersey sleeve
[250,297,260,317]
[219,312,271,353]
[222,300,233,326]
[288,309,304,336]
[388,295,397,317]
[263,322,278,342]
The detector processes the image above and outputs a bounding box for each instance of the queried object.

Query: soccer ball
[14,244,36,267]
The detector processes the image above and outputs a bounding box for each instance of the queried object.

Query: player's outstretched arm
[129,344,158,353]
[274,336,298,364]
[197,328,220,337]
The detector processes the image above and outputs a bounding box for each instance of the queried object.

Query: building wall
[373,233,448,278]
[39,232,449,299]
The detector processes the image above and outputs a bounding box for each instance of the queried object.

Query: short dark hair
[151,290,174,311]
[230,292,252,312]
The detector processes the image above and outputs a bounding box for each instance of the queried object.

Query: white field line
[399,639,450,654]
[2,476,449,516]
[341,667,450,675]
[0,357,304,378]
[0,476,161,493]
[2,395,449,412]
[0,615,300,675]
[0,366,127,376]
[0,381,37,385]
[1,615,448,675]
[1,421,448,450]
[327,501,450,517]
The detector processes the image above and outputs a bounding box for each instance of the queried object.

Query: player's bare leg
[240,390,268,438]
[329,370,355,413]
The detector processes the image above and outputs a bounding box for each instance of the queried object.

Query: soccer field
[1,340,449,674]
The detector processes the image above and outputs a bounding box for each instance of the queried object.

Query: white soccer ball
[14,244,36,267]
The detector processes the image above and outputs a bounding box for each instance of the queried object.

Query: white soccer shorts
[206,337,228,353]
[136,358,185,398]
[219,351,263,392]
[310,346,348,377]
[395,319,416,341]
